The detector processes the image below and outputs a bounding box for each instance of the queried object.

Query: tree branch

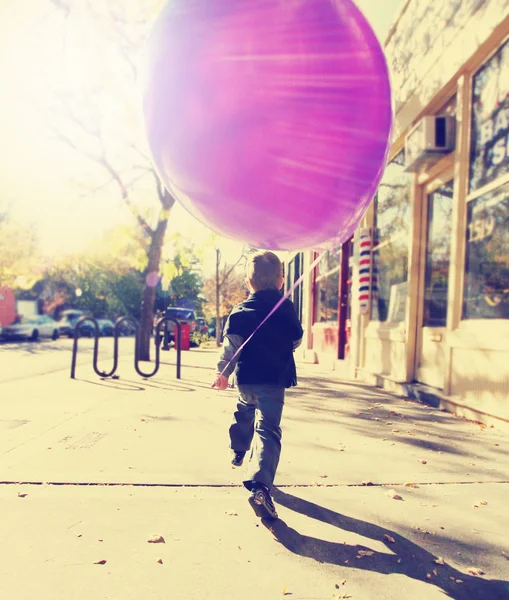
[220,248,247,288]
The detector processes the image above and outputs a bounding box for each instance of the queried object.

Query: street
[0,342,508,599]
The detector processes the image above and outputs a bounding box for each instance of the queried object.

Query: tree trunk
[137,209,170,361]
[215,248,221,347]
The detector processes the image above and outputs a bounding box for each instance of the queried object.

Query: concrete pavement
[0,346,508,599]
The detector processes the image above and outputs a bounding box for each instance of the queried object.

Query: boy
[212,251,303,520]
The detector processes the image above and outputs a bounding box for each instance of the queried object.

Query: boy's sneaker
[231,451,245,467]
[248,485,278,520]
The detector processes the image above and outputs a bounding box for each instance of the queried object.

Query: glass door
[415,177,454,389]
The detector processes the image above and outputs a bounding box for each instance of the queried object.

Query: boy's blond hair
[246,251,283,291]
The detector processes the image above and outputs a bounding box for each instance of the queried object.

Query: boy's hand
[212,374,229,390]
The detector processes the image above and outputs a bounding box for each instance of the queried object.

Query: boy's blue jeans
[229,384,285,492]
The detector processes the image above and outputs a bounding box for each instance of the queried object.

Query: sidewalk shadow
[81,379,145,392]
[269,489,509,600]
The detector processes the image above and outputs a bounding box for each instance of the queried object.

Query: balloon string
[219,250,328,378]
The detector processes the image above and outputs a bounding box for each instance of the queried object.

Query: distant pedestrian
[212,251,303,519]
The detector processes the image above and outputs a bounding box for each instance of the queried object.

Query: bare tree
[203,245,257,346]
[46,0,173,360]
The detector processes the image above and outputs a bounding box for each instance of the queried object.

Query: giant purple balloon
[143,0,392,250]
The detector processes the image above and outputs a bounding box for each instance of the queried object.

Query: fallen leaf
[238,546,241,550]
[320,474,328,479]
[157,558,163,564]
[225,511,238,516]
[426,574,432,580]
[357,550,375,558]
[388,490,403,500]
[94,559,107,565]
[392,429,400,433]
[433,569,438,576]
[419,460,427,464]
[384,534,396,544]
[435,557,446,565]
[17,493,28,498]
[404,482,417,488]
[147,535,165,544]
[473,501,488,508]
[397,559,402,564]
[468,568,484,576]
[456,579,463,584]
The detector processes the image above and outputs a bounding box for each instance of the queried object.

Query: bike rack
[70,315,182,381]
[134,317,181,379]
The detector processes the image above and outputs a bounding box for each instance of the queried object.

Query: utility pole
[215,248,221,347]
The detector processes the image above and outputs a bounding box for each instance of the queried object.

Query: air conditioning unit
[404,116,456,173]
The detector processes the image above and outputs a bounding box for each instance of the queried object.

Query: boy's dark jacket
[224,289,303,388]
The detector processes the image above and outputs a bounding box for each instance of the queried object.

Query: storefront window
[470,39,509,193]
[286,253,304,322]
[371,151,412,323]
[314,251,340,323]
[463,183,509,319]
[423,182,454,327]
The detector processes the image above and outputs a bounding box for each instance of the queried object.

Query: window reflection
[423,181,454,327]
[371,150,412,323]
[470,39,509,192]
[463,183,509,319]
[314,251,340,323]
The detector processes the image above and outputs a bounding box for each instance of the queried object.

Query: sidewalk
[0,348,508,599]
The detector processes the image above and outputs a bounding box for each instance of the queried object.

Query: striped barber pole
[359,228,373,315]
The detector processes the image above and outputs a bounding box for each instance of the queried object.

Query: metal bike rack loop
[70,315,182,380]
[134,317,181,379]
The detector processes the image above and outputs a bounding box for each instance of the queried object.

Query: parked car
[116,320,137,337]
[97,319,115,337]
[160,307,198,347]
[58,311,96,338]
[196,318,209,335]
[57,310,86,337]
[1,315,60,342]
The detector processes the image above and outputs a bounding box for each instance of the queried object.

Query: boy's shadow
[266,489,509,600]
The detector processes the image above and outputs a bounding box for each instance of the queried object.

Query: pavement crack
[0,480,508,488]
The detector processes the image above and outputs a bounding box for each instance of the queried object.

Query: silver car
[1,315,60,342]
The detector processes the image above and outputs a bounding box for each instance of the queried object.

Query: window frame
[370,149,413,325]
[459,33,509,330]
[313,250,341,325]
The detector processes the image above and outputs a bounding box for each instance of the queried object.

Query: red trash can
[175,323,190,351]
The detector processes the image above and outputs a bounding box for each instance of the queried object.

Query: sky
[0,0,405,265]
